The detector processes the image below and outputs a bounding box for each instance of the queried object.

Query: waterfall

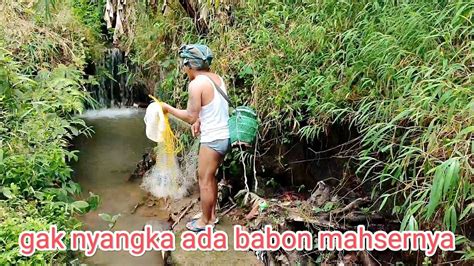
[88,47,138,108]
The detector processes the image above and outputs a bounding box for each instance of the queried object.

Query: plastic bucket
[229,106,258,146]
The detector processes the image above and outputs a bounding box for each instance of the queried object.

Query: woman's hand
[191,119,201,137]
[160,102,170,114]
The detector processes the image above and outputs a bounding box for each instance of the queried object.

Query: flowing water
[87,48,149,108]
[72,108,168,265]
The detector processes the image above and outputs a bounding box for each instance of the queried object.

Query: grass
[0,0,471,263]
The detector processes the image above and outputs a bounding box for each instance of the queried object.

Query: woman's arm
[162,81,201,124]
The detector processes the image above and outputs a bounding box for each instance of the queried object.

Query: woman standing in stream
[161,44,230,232]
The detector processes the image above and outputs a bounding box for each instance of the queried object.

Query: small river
[72,108,168,265]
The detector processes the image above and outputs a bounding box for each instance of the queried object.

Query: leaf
[323,202,334,211]
[87,192,100,211]
[378,194,390,211]
[239,65,254,77]
[458,125,474,137]
[2,187,14,199]
[400,214,418,231]
[401,202,423,231]
[443,158,460,195]
[443,205,457,232]
[449,207,457,232]
[111,214,121,222]
[71,200,89,209]
[99,213,121,229]
[99,213,112,222]
[68,126,79,136]
[426,164,445,218]
[408,215,418,231]
[460,203,473,220]
[313,207,324,214]
[455,235,468,245]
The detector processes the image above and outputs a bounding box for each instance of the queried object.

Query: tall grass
[226,1,473,258]
[0,0,103,74]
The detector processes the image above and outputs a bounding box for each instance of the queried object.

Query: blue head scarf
[178,44,213,70]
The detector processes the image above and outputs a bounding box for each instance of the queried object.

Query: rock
[217,178,232,206]
[308,181,332,206]
[128,151,155,181]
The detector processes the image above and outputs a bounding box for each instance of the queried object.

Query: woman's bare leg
[196,145,221,226]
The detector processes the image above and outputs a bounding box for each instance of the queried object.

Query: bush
[0,45,96,263]
[0,1,102,263]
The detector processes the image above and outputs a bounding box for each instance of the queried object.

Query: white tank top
[198,75,230,142]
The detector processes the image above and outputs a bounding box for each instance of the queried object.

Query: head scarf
[178,44,213,70]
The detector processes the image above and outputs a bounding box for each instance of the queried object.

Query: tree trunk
[178,0,208,35]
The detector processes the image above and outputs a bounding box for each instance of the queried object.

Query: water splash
[141,138,199,200]
[79,108,141,119]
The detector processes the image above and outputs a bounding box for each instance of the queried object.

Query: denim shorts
[201,138,231,155]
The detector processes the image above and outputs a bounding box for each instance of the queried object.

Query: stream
[72,108,168,265]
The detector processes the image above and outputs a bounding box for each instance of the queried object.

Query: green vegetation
[126,0,473,261]
[0,0,472,263]
[0,0,102,263]
[72,0,106,40]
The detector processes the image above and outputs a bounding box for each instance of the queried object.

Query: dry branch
[332,197,369,215]
[172,198,198,229]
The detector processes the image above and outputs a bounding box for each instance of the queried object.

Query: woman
[162,44,230,232]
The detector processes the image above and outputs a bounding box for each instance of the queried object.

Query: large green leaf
[71,200,89,209]
[443,158,460,195]
[426,164,446,218]
[443,205,457,232]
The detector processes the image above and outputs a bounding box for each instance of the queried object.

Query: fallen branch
[130,201,143,214]
[172,198,198,229]
[221,203,237,216]
[228,196,236,205]
[342,211,385,224]
[284,207,342,229]
[332,197,369,215]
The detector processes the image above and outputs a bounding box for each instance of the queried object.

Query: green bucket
[229,106,259,146]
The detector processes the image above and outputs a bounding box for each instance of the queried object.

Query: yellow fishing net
[141,96,197,199]
[147,95,182,153]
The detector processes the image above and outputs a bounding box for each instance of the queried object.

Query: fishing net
[141,99,198,199]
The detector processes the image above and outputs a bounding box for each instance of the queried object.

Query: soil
[165,185,263,265]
